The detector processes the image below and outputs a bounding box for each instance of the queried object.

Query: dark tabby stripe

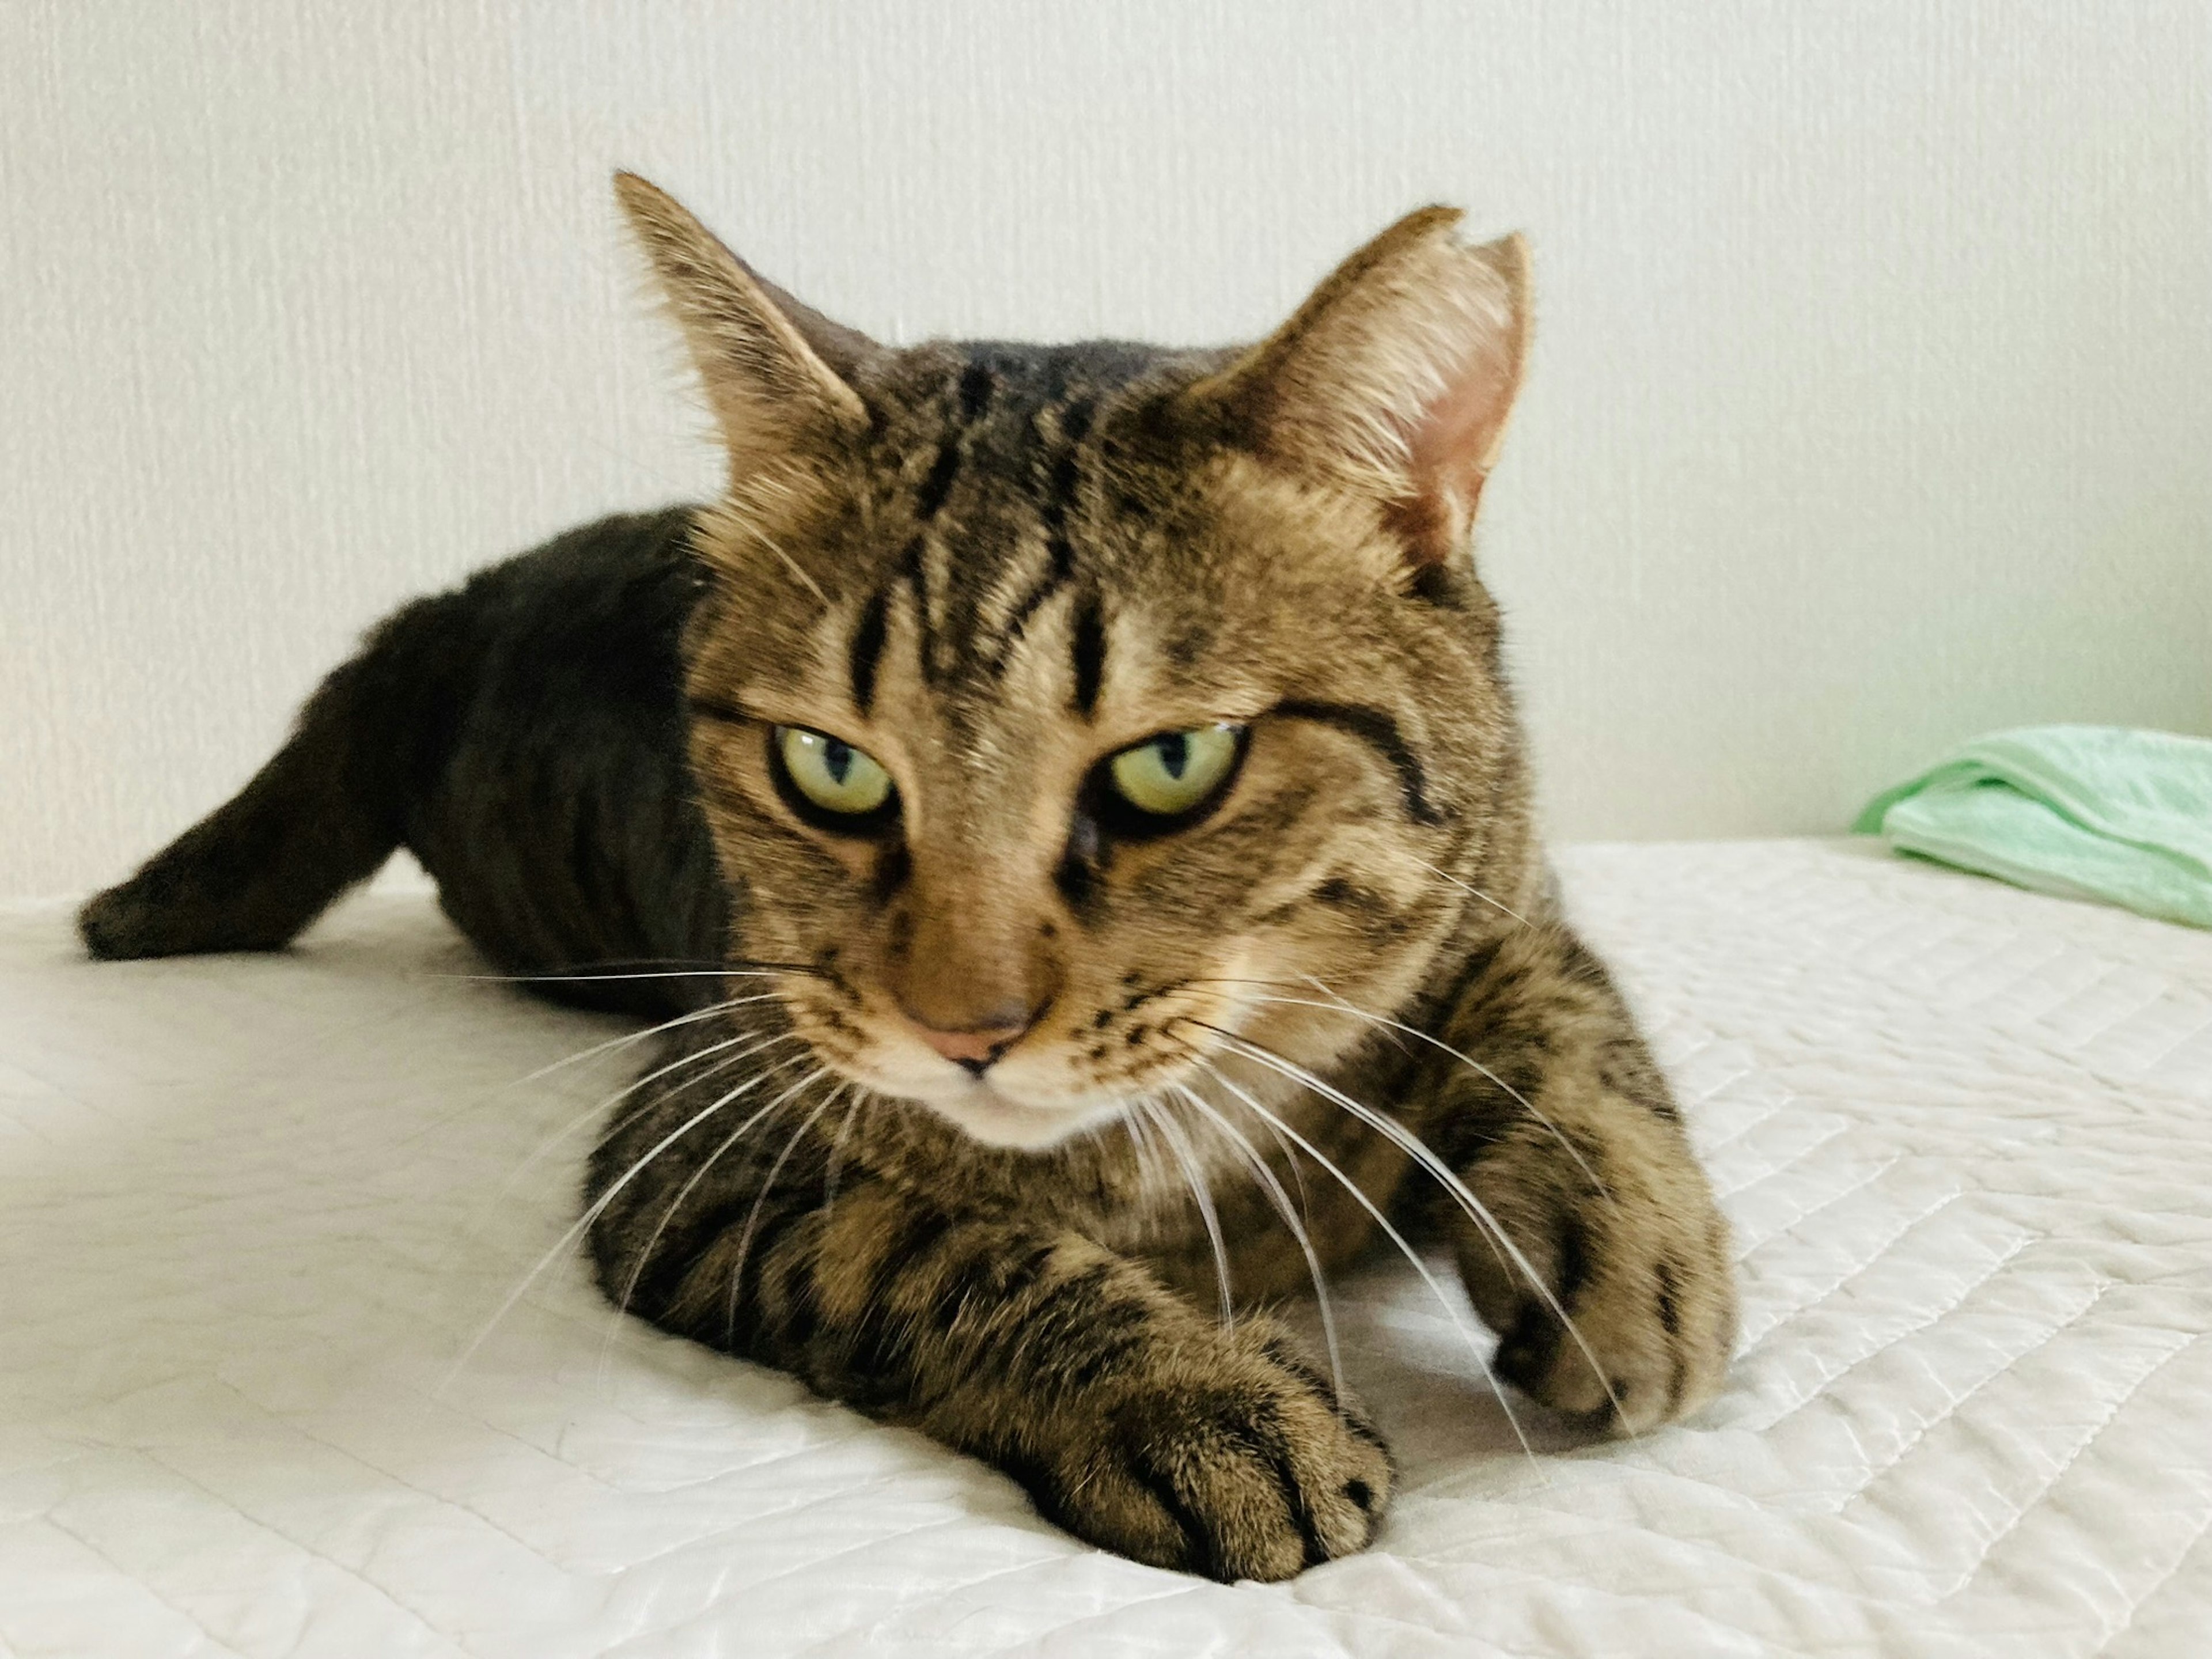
[1274,700,1442,825]
[1124,1434,1224,1579]
[1254,1429,1330,1568]
[915,363,996,525]
[983,398,1094,676]
[868,840,910,903]
[1554,1213,1593,1310]
[1069,590,1107,716]
[847,587,891,713]
[957,359,995,421]
[896,532,933,677]
[915,444,961,522]
[90,192,1738,1586]
[1654,1260,1687,1414]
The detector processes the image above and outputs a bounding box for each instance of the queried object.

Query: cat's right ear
[613,172,874,468]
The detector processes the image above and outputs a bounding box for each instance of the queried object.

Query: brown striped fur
[81,174,1735,1584]
[592,177,1734,1580]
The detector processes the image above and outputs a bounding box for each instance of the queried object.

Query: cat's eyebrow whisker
[1143,1095,1234,1330]
[1228,993,1617,1215]
[1166,1077,1342,1401]
[1182,1053,1541,1472]
[722,1074,842,1344]
[1406,856,1531,928]
[443,1054,806,1392]
[728,516,828,607]
[1187,1020,1631,1437]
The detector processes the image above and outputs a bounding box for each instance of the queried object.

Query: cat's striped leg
[600,1148,1391,1581]
[1420,918,1737,1433]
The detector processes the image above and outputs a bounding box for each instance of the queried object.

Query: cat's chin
[921,1081,1128,1152]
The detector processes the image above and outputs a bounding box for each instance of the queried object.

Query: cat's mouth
[927,1077,1128,1150]
[880,1066,1143,1150]
[778,979,1230,1151]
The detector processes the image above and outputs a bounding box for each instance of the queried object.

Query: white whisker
[1233,991,1616,1213]
[1168,1080,1342,1400]
[734,519,827,605]
[722,1074,839,1342]
[1186,1055,1539,1468]
[602,1074,844,1385]
[1408,855,1530,927]
[493,991,789,1094]
[430,967,808,986]
[1291,972,1410,1055]
[1123,1107,1169,1217]
[605,1052,822,1328]
[482,1027,805,1211]
[442,1048,807,1392]
[1144,1096,1234,1329]
[1196,1024,1630,1433]
[821,1088,868,1212]
[397,992,786,1158]
[581,1031,812,1164]
[429,1027,808,1298]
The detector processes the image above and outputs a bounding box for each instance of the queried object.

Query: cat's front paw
[1456,1162,1738,1435]
[1011,1328,1391,1581]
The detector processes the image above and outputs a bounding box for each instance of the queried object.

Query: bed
[3,839,2207,1656]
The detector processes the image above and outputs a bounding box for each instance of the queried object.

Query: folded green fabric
[1854,725,2212,929]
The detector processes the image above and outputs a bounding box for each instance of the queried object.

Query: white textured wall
[4,2,2208,897]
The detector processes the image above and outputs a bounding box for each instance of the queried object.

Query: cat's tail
[78,597,457,960]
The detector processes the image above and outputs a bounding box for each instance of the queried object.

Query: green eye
[1107,725,1244,819]
[775,726,895,819]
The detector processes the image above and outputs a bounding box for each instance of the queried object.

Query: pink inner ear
[1196,211,1529,568]
[1399,334,1518,555]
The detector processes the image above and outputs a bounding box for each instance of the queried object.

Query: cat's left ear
[613,171,875,472]
[1191,207,1529,567]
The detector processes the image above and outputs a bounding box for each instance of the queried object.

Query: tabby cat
[79,173,1736,1582]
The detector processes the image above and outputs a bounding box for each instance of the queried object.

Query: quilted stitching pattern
[2,840,2206,1656]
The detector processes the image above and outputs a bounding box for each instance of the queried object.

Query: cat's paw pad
[1032,1336,1391,1581]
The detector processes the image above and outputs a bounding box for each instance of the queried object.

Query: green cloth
[1854,725,2212,930]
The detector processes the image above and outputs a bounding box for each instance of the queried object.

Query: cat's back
[446,505,705,694]
[397,506,727,1014]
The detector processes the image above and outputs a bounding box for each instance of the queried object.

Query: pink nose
[900,1006,1034,1074]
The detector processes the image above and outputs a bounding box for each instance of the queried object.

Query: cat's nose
[899,1005,1035,1074]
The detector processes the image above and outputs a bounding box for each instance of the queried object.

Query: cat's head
[618,173,1532,1150]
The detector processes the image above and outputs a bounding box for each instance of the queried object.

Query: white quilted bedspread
[4,840,2210,1657]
